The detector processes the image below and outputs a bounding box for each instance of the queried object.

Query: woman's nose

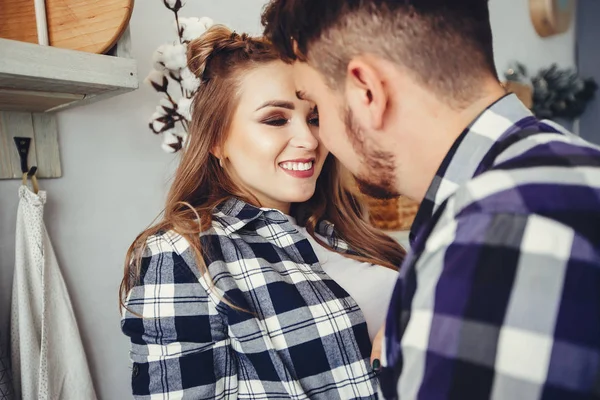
[289,121,319,150]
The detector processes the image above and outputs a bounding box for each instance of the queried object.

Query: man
[262,0,600,399]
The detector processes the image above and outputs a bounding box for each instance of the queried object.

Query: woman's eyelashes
[261,112,319,128]
[262,115,289,126]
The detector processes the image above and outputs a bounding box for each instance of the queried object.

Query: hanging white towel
[11,186,97,400]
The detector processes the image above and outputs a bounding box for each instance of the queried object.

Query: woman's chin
[280,188,316,205]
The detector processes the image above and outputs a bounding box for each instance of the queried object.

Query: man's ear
[344,56,389,131]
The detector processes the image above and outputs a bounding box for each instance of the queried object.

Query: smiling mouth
[278,160,315,178]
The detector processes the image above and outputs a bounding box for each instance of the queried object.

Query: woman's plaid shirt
[122,198,380,399]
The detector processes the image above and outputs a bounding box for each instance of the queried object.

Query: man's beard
[344,108,400,200]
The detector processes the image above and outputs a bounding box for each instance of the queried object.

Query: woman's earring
[219,158,224,167]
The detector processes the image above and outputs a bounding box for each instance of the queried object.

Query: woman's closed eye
[261,107,318,128]
[262,115,289,127]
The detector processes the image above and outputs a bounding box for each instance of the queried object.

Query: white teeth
[280,161,313,171]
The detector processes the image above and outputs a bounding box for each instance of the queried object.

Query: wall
[576,0,600,144]
[0,1,576,398]
[490,0,576,75]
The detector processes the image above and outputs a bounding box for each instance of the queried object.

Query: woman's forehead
[236,62,312,111]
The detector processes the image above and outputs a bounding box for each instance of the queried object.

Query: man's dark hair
[262,0,498,104]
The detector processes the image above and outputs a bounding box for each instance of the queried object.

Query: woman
[120,25,405,399]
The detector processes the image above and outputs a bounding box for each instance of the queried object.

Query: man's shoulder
[441,135,600,241]
[495,128,600,169]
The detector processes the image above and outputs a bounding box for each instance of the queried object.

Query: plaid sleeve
[387,210,600,399]
[121,233,238,399]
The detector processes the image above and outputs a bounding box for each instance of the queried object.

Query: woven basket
[366,196,419,231]
[341,169,419,231]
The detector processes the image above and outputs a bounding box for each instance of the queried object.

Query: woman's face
[220,60,327,213]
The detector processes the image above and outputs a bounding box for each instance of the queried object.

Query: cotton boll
[162,43,188,71]
[162,130,184,153]
[168,69,181,82]
[144,70,168,92]
[149,111,175,134]
[163,0,182,12]
[179,17,214,42]
[144,70,165,87]
[152,44,170,71]
[150,119,166,134]
[177,97,193,121]
[153,106,167,118]
[149,112,164,132]
[180,67,200,92]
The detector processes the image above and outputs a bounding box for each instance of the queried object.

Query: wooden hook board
[0,111,62,179]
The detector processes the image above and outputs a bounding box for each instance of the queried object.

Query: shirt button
[132,363,139,378]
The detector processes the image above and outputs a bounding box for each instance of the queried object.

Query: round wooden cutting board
[47,0,134,53]
[0,0,134,54]
[530,0,575,37]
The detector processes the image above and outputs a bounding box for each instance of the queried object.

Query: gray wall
[0,1,576,398]
[576,0,600,144]
[490,0,576,72]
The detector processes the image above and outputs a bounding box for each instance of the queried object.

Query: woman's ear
[211,145,222,160]
[211,146,226,168]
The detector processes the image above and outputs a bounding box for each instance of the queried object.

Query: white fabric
[288,218,399,342]
[11,186,97,400]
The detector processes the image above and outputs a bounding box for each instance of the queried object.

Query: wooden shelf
[0,37,138,113]
[0,29,138,180]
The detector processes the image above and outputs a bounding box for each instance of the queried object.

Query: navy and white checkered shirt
[380,94,600,399]
[121,199,379,399]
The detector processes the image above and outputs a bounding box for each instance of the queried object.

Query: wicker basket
[341,169,420,231]
[366,196,419,231]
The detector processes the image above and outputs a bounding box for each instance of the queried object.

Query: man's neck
[397,82,507,202]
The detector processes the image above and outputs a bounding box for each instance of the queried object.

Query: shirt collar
[213,197,274,234]
[409,93,538,245]
[214,197,336,240]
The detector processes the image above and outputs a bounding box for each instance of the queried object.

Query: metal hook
[14,137,39,193]
[14,137,32,174]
